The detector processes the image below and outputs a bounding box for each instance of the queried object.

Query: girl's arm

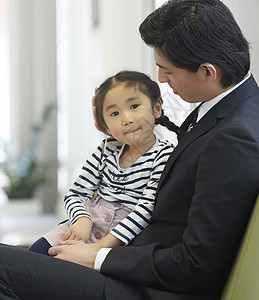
[90,233,124,251]
[64,140,106,225]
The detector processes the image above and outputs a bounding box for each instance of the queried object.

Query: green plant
[0,103,56,199]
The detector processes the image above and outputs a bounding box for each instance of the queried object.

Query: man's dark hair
[139,0,250,88]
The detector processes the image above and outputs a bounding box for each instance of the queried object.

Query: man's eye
[130,104,139,110]
[111,111,119,117]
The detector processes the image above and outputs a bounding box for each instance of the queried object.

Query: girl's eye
[130,104,139,110]
[111,111,119,117]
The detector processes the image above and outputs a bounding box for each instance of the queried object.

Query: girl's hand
[63,217,92,243]
[88,233,124,251]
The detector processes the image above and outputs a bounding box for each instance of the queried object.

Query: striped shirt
[64,136,173,244]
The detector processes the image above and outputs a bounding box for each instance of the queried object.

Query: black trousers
[0,243,212,300]
[0,243,107,300]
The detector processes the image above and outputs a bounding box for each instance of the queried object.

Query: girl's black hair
[95,70,179,136]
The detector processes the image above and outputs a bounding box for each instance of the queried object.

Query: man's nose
[158,68,168,83]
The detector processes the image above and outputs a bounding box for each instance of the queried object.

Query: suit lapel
[157,106,218,191]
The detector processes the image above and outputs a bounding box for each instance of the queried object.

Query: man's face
[154,48,212,103]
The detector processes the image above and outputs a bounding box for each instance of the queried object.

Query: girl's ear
[154,99,162,118]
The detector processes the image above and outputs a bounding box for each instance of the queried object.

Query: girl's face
[102,84,162,147]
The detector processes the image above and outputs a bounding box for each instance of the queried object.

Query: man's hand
[92,88,110,135]
[92,88,101,131]
[48,240,98,269]
[63,217,92,243]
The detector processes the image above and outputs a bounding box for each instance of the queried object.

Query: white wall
[223,0,259,81]
[98,0,155,78]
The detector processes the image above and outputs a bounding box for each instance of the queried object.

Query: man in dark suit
[0,0,258,299]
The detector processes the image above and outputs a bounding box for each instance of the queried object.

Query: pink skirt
[43,196,132,246]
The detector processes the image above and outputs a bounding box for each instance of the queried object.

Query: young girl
[28,71,179,255]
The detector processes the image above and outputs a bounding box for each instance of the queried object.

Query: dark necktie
[177,102,204,142]
[186,113,198,132]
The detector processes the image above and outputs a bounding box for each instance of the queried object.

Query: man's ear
[200,63,218,81]
[154,99,162,118]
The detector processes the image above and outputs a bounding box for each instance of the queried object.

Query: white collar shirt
[197,72,251,122]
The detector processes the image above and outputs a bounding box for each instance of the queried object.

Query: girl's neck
[119,134,156,168]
